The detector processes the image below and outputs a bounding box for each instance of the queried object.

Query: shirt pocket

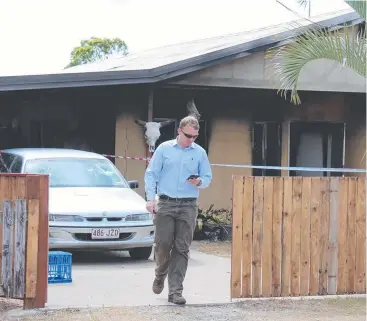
[182,156,198,173]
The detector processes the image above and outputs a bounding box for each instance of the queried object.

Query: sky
[0,0,351,76]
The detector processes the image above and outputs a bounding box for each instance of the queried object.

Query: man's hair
[179,115,200,130]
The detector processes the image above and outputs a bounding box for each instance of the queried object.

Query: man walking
[144,115,212,305]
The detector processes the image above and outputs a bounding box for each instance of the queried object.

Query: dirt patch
[0,298,23,313]
[190,240,231,257]
[5,297,365,321]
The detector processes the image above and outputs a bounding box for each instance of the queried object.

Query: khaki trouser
[153,198,198,296]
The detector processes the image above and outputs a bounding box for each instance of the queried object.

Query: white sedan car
[0,148,154,260]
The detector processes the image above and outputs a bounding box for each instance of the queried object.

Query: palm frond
[296,0,310,9]
[265,23,366,104]
[346,0,366,21]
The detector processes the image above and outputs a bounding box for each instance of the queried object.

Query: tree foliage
[65,37,128,68]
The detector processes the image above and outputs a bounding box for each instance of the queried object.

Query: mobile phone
[187,174,199,180]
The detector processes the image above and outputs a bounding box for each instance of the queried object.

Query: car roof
[1,148,107,160]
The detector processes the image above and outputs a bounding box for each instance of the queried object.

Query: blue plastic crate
[48,251,72,284]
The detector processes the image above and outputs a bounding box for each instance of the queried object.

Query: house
[0,8,365,210]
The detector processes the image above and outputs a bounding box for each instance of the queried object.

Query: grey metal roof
[1,148,106,160]
[0,9,362,92]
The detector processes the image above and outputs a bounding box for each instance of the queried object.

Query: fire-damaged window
[251,122,282,176]
[196,120,209,152]
[153,118,178,148]
[289,122,345,177]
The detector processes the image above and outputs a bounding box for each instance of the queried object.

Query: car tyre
[129,246,152,260]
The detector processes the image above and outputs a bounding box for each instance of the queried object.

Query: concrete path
[45,249,231,308]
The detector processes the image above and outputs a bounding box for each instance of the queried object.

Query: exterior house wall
[199,117,252,209]
[169,50,366,94]
[115,108,147,196]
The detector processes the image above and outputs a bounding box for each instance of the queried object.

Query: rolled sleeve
[198,150,212,189]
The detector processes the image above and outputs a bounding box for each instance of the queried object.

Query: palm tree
[266,0,366,105]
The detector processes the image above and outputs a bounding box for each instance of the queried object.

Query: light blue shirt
[144,139,212,201]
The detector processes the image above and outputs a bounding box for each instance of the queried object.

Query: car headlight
[125,213,152,221]
[49,214,84,222]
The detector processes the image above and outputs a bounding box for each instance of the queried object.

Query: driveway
[46,248,231,308]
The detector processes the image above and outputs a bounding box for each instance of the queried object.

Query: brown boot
[152,278,164,294]
[168,293,186,305]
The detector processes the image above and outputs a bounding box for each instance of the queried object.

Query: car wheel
[129,246,152,260]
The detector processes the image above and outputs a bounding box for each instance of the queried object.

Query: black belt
[159,195,197,202]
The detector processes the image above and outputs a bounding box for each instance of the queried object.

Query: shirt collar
[173,137,196,149]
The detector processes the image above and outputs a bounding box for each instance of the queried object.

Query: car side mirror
[128,180,139,189]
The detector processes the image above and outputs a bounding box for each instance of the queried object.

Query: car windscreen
[24,157,129,188]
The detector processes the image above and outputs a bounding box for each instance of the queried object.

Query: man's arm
[197,150,212,189]
[144,144,164,201]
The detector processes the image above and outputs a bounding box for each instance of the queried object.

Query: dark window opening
[196,120,209,152]
[154,118,178,148]
[289,122,345,177]
[252,122,282,176]
[30,120,69,148]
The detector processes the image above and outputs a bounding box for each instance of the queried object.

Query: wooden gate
[0,174,49,309]
[231,176,366,298]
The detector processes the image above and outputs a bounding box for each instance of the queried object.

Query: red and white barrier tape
[103,154,150,161]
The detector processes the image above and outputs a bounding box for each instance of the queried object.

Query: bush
[194,204,232,241]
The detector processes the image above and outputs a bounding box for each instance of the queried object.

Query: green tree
[65,37,128,68]
[266,0,366,105]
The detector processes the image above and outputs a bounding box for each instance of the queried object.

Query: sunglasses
[182,130,198,139]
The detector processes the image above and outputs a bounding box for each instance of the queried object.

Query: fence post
[23,175,49,310]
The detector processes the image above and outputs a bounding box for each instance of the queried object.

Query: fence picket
[241,177,253,297]
[1,200,14,297]
[271,178,283,297]
[319,178,330,295]
[252,177,263,297]
[262,177,273,297]
[291,177,302,296]
[300,177,311,295]
[231,176,244,298]
[328,178,339,295]
[13,199,27,299]
[346,178,357,293]
[355,178,366,293]
[281,178,292,296]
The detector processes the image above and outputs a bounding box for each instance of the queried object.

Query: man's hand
[146,200,156,214]
[187,177,201,186]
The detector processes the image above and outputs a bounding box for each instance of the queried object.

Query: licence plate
[91,228,120,239]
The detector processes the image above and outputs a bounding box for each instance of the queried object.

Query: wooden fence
[231,176,366,298]
[0,174,49,309]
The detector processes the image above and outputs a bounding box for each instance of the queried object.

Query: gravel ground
[190,240,231,258]
[0,298,23,313]
[2,297,366,321]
